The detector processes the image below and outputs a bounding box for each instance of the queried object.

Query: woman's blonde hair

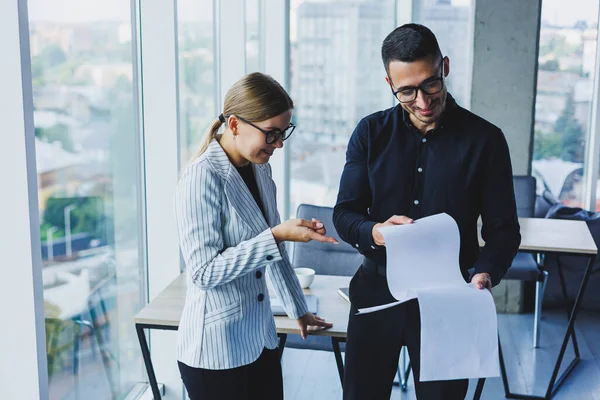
[193,72,294,159]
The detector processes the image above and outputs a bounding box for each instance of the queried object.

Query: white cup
[294,267,315,289]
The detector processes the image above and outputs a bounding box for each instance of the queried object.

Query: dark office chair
[291,204,362,277]
[503,175,547,348]
[278,204,411,390]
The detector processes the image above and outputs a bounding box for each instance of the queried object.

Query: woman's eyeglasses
[226,115,296,144]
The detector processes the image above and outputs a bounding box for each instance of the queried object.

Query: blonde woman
[175,72,335,400]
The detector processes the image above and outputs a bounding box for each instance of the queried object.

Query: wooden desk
[134,274,350,329]
[478,217,597,255]
[518,218,596,254]
[479,217,597,400]
[134,274,351,400]
[273,275,351,337]
[135,217,597,400]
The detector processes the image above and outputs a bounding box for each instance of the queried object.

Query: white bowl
[294,267,315,289]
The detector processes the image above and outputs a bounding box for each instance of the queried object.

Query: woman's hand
[296,312,333,339]
[272,218,339,244]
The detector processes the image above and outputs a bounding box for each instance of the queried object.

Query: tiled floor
[281,310,600,400]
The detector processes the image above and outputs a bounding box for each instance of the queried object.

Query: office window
[28,0,145,397]
[532,0,599,208]
[414,0,474,109]
[288,0,396,217]
[246,0,262,72]
[178,0,218,163]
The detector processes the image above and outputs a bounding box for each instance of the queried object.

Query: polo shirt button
[256,270,263,279]
[258,293,265,302]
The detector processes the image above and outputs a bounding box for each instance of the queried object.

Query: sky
[542,0,599,26]
[27,0,214,23]
[27,0,600,27]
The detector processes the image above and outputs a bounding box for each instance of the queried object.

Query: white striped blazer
[174,139,308,369]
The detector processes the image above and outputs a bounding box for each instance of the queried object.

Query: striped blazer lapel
[205,139,268,234]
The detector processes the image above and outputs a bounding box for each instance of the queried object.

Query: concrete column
[471,0,542,312]
[470,0,542,175]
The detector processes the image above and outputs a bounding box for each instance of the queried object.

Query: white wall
[0,0,49,398]
[264,0,290,217]
[138,0,182,397]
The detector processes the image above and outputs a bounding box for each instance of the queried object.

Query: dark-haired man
[333,23,521,399]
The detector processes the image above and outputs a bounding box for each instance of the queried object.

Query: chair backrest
[292,204,362,276]
[535,188,559,218]
[513,175,537,218]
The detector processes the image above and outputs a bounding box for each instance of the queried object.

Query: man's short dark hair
[381,24,442,74]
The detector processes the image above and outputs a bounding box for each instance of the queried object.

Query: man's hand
[471,273,492,290]
[372,215,414,246]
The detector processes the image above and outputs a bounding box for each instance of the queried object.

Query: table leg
[136,324,162,400]
[278,333,287,360]
[544,255,595,398]
[331,337,345,387]
[498,255,595,400]
[474,378,485,400]
[556,257,580,357]
[392,346,412,391]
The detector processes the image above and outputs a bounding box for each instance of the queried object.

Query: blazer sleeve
[263,164,309,319]
[175,161,283,290]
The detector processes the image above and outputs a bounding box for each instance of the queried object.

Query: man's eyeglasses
[390,58,445,103]
[227,115,296,144]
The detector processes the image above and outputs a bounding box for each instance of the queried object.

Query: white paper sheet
[271,294,318,316]
[357,213,499,381]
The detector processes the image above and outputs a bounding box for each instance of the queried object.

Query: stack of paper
[358,213,499,382]
[271,294,318,316]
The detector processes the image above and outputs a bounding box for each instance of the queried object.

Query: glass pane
[415,0,474,109]
[28,0,145,398]
[178,0,218,164]
[289,0,396,218]
[246,0,262,72]
[532,0,599,208]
